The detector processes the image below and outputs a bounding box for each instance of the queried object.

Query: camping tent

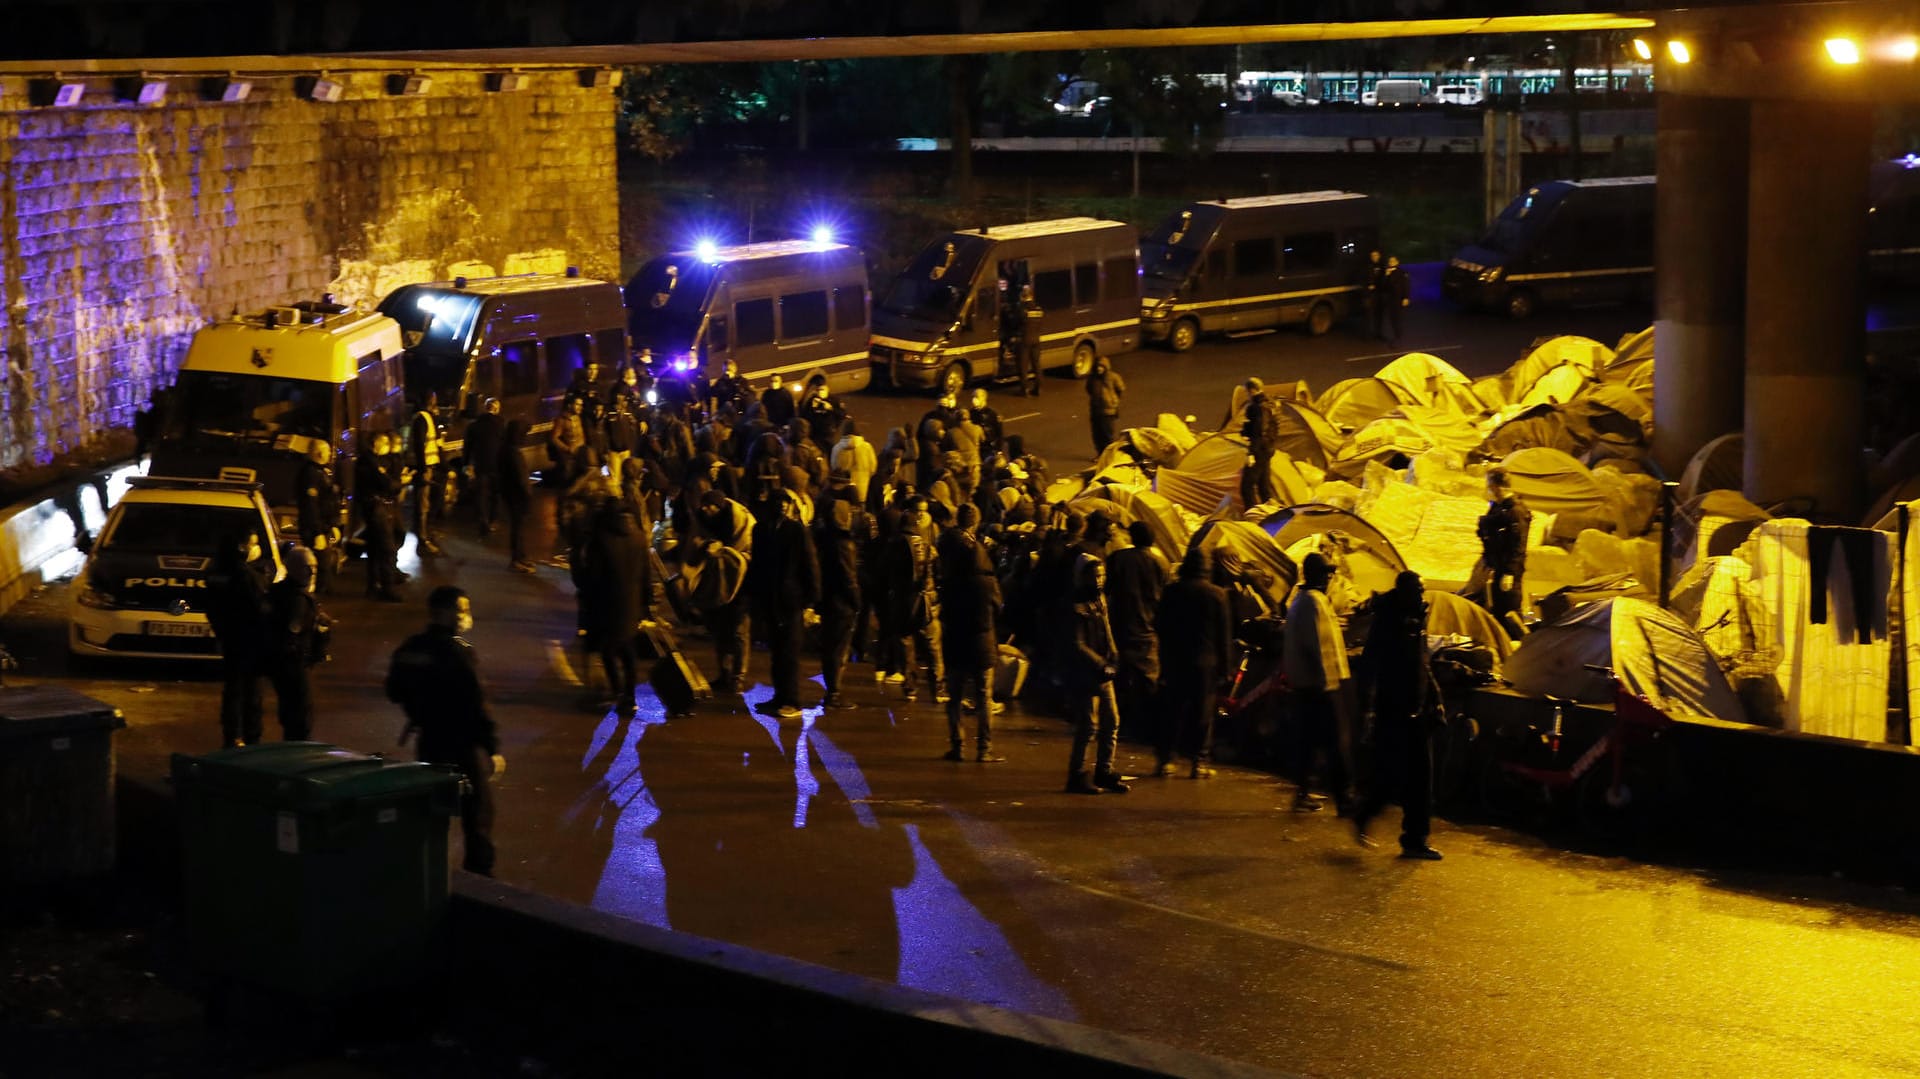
[1505,335,1612,403]
[1503,596,1748,724]
[1516,362,1594,409]
[1316,377,1420,431]
[1261,503,1409,598]
[1498,446,1612,534]
[1081,482,1191,564]
[1189,518,1296,612]
[1157,432,1313,513]
[1425,589,1516,662]
[1375,352,1485,416]
[1479,404,1581,459]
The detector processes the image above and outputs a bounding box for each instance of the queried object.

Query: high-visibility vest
[414,411,441,468]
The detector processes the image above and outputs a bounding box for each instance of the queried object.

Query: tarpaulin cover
[1374,352,1485,416]
[1316,377,1420,432]
[1262,503,1408,599]
[1190,518,1297,611]
[1697,520,1891,740]
[1504,596,1748,724]
[1425,589,1516,662]
[1358,481,1487,589]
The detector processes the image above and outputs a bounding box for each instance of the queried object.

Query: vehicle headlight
[76,581,116,609]
[1478,267,1505,283]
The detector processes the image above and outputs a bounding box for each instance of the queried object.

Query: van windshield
[627,256,720,353]
[1141,205,1223,283]
[879,234,990,324]
[1479,186,1565,255]
[380,287,484,359]
[163,371,335,447]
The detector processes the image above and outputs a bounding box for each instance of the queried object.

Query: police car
[68,476,284,660]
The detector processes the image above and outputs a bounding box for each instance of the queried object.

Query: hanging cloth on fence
[1807,526,1891,644]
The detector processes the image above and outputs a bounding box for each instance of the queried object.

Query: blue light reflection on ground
[580,684,1071,1018]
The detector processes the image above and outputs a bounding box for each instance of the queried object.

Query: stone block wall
[0,69,618,478]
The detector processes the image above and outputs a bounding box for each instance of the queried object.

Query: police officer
[1018,284,1044,397]
[1354,571,1445,860]
[266,545,328,741]
[1381,255,1411,342]
[386,586,504,877]
[760,374,797,427]
[1476,469,1532,632]
[1240,377,1280,508]
[295,441,341,595]
[206,531,272,748]
[356,431,404,601]
[709,358,752,418]
[969,388,1004,458]
[465,398,505,537]
[408,393,444,556]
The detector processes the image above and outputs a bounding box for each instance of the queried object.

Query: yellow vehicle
[150,299,407,532]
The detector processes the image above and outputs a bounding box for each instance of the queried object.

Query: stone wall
[0,69,618,479]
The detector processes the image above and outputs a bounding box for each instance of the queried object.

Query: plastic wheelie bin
[170,743,462,999]
[0,685,125,885]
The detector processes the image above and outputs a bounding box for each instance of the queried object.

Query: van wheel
[939,362,969,398]
[1168,318,1199,353]
[1070,341,1096,379]
[1305,302,1335,336]
[1505,288,1538,320]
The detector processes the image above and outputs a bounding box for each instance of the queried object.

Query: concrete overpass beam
[1743,98,1872,519]
[1653,93,1750,478]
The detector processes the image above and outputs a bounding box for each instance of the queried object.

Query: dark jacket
[585,509,650,644]
[747,514,821,614]
[1361,587,1433,722]
[294,459,338,541]
[1242,395,1279,456]
[466,412,505,475]
[937,527,1000,640]
[266,580,324,673]
[1086,370,1125,417]
[760,386,797,427]
[385,624,498,765]
[354,449,400,520]
[1478,496,1531,576]
[814,501,865,615]
[1062,597,1118,692]
[205,553,271,664]
[1156,574,1235,673]
[1105,545,1167,676]
[498,421,533,511]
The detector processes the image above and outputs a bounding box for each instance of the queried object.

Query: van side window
[833,286,865,331]
[500,341,540,397]
[1073,262,1099,306]
[1283,232,1337,273]
[593,329,627,367]
[780,291,830,341]
[1101,256,1137,302]
[707,317,729,353]
[1233,238,1276,278]
[735,299,776,348]
[1032,268,1073,312]
[353,350,387,397]
[546,333,590,391]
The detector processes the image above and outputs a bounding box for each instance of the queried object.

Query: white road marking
[1344,344,1465,363]
[1000,411,1042,423]
[546,639,583,686]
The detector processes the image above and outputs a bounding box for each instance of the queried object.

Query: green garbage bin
[171,742,463,999]
[0,685,125,885]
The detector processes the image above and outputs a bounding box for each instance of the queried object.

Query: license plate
[145,621,211,638]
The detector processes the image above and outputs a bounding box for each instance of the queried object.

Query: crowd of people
[198,355,1482,873]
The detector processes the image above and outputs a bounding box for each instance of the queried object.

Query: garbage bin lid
[0,684,125,742]
[169,742,458,809]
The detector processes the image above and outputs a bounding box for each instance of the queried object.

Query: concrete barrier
[0,464,137,619]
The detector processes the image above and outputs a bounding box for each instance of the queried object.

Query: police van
[377,270,629,460]
[872,218,1139,396]
[149,299,407,533]
[1141,193,1379,352]
[625,239,871,394]
[67,477,284,660]
[1443,177,1655,319]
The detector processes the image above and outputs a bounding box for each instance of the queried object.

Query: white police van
[67,477,284,661]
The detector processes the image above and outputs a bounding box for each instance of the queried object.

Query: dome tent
[1503,596,1748,724]
[1157,432,1312,514]
[1261,503,1409,599]
[1189,518,1297,613]
[1374,352,1485,416]
[1316,376,1420,432]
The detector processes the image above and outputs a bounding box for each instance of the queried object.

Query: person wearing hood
[831,420,878,503]
[585,502,651,718]
[1354,571,1445,860]
[748,489,821,718]
[386,586,502,876]
[814,494,866,710]
[916,414,947,491]
[1062,553,1128,794]
[1084,356,1125,457]
[938,504,1004,762]
[1106,520,1167,744]
[207,530,273,748]
[1155,548,1234,779]
[1283,552,1352,814]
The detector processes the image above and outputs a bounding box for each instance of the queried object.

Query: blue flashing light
[810,225,834,244]
[694,239,719,261]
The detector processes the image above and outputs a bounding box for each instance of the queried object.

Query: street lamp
[1825,37,1863,65]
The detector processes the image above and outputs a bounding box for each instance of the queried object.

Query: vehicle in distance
[68,477,284,661]
[1443,177,1655,319]
[1372,79,1433,106]
[1435,84,1484,106]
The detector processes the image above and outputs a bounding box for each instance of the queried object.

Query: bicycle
[1476,663,1681,842]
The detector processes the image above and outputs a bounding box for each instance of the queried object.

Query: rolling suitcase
[636,620,679,661]
[650,650,712,717]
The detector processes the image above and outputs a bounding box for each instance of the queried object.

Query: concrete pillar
[1744,98,1872,519]
[1652,93,1749,478]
